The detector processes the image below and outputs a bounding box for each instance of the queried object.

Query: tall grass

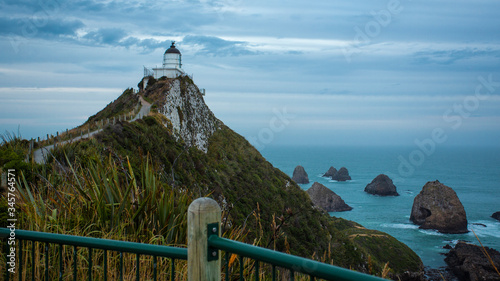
[1,145,193,279]
[0,135,394,279]
[19,152,191,240]
[1,144,296,279]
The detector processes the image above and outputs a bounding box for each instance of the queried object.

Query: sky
[1,0,500,148]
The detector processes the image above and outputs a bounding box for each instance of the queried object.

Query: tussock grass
[1,144,192,279]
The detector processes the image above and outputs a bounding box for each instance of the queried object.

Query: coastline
[259,144,500,269]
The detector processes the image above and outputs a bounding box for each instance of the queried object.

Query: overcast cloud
[0,0,499,147]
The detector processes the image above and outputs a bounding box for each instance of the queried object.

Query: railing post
[188,198,221,281]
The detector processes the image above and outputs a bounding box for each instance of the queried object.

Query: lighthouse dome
[165,42,181,54]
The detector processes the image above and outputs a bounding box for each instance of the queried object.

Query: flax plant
[4,147,192,279]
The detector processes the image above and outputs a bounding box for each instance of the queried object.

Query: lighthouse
[163,42,182,69]
[152,42,185,79]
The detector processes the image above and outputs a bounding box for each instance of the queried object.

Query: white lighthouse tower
[152,42,185,79]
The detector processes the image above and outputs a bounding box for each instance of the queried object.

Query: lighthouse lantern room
[151,42,185,79]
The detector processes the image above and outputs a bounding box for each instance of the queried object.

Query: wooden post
[188,198,221,281]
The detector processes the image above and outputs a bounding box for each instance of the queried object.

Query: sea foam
[468,221,500,238]
[381,223,419,230]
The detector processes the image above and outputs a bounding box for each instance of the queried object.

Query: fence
[1,198,388,280]
[0,228,186,280]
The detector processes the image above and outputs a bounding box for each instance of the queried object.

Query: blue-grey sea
[259,145,500,269]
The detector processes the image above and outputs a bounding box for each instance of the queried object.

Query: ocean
[259,145,500,268]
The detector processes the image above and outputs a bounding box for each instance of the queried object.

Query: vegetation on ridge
[85,88,139,124]
[0,77,423,279]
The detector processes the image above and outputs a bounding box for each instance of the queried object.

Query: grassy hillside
[51,114,421,276]
[0,77,423,279]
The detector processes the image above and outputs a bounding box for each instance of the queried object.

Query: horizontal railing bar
[0,228,187,260]
[208,236,387,281]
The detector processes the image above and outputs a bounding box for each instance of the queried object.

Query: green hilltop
[0,76,423,280]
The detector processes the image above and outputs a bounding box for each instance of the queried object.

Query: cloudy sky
[1,0,499,148]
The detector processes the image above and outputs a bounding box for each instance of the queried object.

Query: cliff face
[158,78,221,152]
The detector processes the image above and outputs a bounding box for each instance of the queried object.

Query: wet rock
[306,182,352,212]
[332,167,351,181]
[445,241,500,281]
[364,174,399,196]
[292,165,309,184]
[410,180,468,234]
[492,212,500,221]
[323,166,337,178]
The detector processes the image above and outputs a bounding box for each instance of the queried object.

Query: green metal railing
[0,228,187,280]
[208,225,387,281]
[2,198,389,281]
[186,197,388,281]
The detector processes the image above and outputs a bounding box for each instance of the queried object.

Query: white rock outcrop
[161,78,221,153]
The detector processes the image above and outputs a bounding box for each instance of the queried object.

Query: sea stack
[306,182,352,212]
[292,165,309,184]
[332,167,351,181]
[410,180,468,234]
[492,212,500,221]
[323,166,337,178]
[364,174,399,196]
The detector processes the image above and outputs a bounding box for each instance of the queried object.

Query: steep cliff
[24,76,423,279]
[143,76,221,152]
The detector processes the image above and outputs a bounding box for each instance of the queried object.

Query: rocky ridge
[445,241,500,281]
[24,75,425,280]
[147,76,221,153]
